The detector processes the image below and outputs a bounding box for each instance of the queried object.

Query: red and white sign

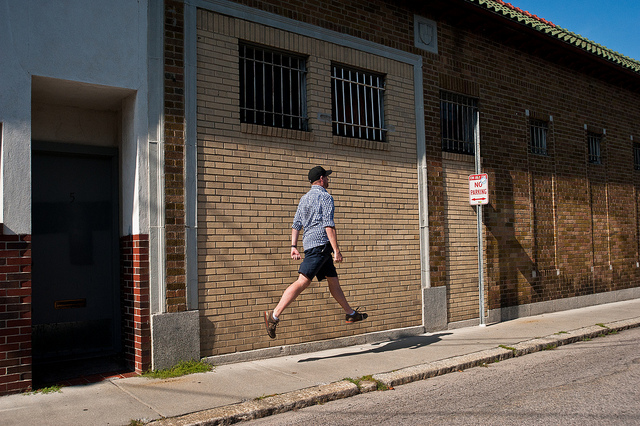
[469,173,489,205]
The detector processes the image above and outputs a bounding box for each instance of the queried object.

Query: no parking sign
[469,173,489,205]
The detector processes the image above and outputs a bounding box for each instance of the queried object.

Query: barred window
[331,64,386,142]
[530,119,548,156]
[239,44,308,131]
[588,132,602,164]
[634,143,640,170]
[440,91,478,155]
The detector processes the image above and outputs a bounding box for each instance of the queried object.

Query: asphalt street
[247,326,640,425]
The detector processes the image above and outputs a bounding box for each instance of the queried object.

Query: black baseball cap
[308,166,332,182]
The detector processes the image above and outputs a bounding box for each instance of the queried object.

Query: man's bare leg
[326,276,353,314]
[273,274,312,318]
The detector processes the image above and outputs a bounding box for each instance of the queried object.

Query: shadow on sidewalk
[298,332,452,363]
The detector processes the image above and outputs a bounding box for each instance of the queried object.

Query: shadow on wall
[485,170,535,309]
[484,168,633,311]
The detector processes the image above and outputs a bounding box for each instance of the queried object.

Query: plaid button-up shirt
[292,185,335,251]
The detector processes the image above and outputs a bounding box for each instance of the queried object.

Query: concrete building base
[447,287,640,330]
[423,286,448,331]
[488,287,640,323]
[151,310,200,370]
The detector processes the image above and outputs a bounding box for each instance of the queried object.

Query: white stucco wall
[0,0,149,235]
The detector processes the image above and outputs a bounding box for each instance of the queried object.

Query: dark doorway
[31,142,124,386]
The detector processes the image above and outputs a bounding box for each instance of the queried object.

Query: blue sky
[508,0,640,60]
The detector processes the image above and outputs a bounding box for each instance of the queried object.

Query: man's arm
[291,228,301,260]
[325,226,342,263]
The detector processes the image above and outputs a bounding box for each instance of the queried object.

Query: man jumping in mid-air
[264,166,368,339]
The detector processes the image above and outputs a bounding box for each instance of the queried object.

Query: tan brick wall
[196,9,421,356]
[442,153,481,323]
[186,0,640,334]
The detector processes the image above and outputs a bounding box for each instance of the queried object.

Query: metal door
[31,143,120,365]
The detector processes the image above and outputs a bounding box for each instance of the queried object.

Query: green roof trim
[467,0,640,75]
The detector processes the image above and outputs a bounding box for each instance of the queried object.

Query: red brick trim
[121,234,151,373]
[0,226,32,395]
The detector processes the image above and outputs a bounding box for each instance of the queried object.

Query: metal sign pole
[477,204,485,326]
[474,118,485,327]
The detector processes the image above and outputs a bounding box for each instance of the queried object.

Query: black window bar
[331,64,386,142]
[588,132,602,164]
[530,119,548,156]
[239,44,308,131]
[440,91,478,155]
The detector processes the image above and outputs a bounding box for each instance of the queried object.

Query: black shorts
[298,243,337,282]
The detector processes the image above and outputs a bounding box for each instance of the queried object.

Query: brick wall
[0,227,32,395]
[442,153,481,322]
[196,9,421,356]
[432,18,640,315]
[184,0,640,332]
[121,235,151,373]
[165,0,187,313]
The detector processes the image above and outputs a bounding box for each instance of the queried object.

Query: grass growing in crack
[24,385,63,395]
[554,331,568,335]
[345,377,360,387]
[345,375,390,391]
[595,324,619,336]
[595,323,619,336]
[499,344,517,354]
[542,344,557,351]
[142,360,213,379]
[585,328,617,341]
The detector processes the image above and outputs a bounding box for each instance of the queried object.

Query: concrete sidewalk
[2,299,639,426]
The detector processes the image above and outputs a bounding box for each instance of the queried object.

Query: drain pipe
[413,59,431,329]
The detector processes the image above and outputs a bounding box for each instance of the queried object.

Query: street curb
[372,346,514,388]
[147,381,359,426]
[148,317,640,426]
[374,317,640,389]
